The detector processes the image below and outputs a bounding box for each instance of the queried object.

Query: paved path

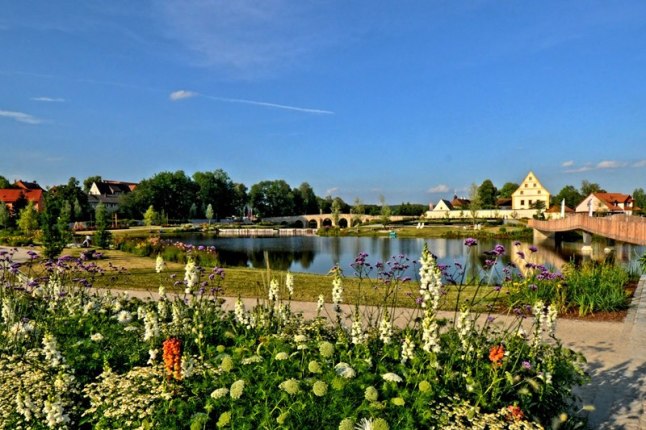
[3,246,645,428]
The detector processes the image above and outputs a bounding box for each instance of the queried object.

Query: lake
[169,234,645,279]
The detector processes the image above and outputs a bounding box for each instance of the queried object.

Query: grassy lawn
[61,248,503,312]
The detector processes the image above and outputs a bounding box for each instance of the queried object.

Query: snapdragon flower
[286,272,294,298]
[268,278,279,302]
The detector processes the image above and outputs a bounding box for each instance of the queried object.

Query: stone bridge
[262,214,416,229]
[528,213,646,246]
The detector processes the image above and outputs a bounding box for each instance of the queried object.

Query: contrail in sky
[170,89,334,115]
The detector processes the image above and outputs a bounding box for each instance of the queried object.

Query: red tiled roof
[0,189,44,207]
[593,192,634,212]
[546,204,574,213]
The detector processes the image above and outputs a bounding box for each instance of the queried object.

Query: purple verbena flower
[464,238,478,247]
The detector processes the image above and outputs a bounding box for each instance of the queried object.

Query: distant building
[14,180,44,191]
[0,188,45,213]
[450,195,470,209]
[511,171,550,211]
[87,180,137,213]
[575,193,637,216]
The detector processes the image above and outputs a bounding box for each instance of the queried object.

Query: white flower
[332,276,343,305]
[294,334,308,343]
[381,372,403,383]
[334,362,356,379]
[42,333,64,367]
[90,333,104,342]
[44,399,70,428]
[418,244,443,312]
[285,272,294,297]
[155,254,165,273]
[317,294,325,314]
[401,335,415,364]
[210,387,229,399]
[158,285,166,297]
[234,297,248,326]
[379,313,392,344]
[143,310,159,342]
[2,296,15,325]
[421,313,440,354]
[351,313,365,345]
[147,349,158,365]
[269,278,279,302]
[116,310,132,324]
[275,352,289,361]
[184,259,199,291]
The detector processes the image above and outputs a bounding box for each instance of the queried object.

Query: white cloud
[31,96,65,102]
[169,90,199,101]
[561,160,574,167]
[632,160,646,168]
[0,110,42,124]
[427,184,449,193]
[596,160,623,169]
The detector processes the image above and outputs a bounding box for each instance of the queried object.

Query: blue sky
[1,1,645,204]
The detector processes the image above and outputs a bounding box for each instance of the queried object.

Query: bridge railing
[528,213,646,246]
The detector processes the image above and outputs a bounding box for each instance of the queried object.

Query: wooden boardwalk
[529,213,646,246]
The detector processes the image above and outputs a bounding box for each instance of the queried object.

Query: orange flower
[489,344,505,366]
[506,405,524,421]
[162,337,182,380]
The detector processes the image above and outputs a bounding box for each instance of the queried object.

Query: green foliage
[94,202,112,249]
[505,252,630,316]
[554,185,583,209]
[632,188,646,215]
[0,175,11,189]
[580,180,605,197]
[47,176,91,221]
[498,182,519,199]
[249,180,296,218]
[205,203,214,223]
[640,252,646,273]
[0,202,10,229]
[193,169,237,220]
[17,201,39,235]
[40,195,67,259]
[82,175,102,192]
[379,195,391,225]
[0,246,588,429]
[477,179,497,209]
[144,205,160,226]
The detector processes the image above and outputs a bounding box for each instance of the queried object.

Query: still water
[172,234,645,278]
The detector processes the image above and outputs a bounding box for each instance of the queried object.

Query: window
[533,183,536,187]
[538,190,541,194]
[521,200,525,206]
[525,184,528,188]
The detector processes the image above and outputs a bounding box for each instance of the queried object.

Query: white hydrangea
[381,372,403,383]
[334,362,356,379]
[116,310,132,324]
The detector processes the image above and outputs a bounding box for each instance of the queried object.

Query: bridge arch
[338,218,348,228]
[307,219,318,229]
[322,218,333,227]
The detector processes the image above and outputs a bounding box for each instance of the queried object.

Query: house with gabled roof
[87,180,137,213]
[0,188,45,213]
[511,171,550,211]
[575,192,637,216]
[14,180,44,191]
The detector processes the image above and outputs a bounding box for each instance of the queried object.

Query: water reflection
[171,234,644,278]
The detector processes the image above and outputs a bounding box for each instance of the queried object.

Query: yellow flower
[216,411,231,428]
[312,380,328,397]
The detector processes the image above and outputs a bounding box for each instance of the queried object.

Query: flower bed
[0,244,589,429]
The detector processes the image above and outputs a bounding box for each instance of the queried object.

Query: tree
[632,188,646,215]
[331,198,341,226]
[143,205,159,226]
[297,182,320,214]
[467,183,481,225]
[554,185,583,209]
[122,171,197,221]
[193,169,236,221]
[249,180,295,218]
[18,201,39,235]
[0,175,11,189]
[379,195,391,226]
[48,177,91,221]
[0,203,10,229]
[40,196,67,259]
[580,180,605,196]
[94,202,112,249]
[498,182,519,199]
[232,183,248,218]
[206,203,214,225]
[351,198,365,225]
[477,179,497,209]
[83,175,102,192]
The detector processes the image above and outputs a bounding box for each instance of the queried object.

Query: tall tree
[498,182,519,199]
[331,198,341,226]
[94,202,112,249]
[379,195,391,226]
[297,182,320,214]
[143,205,159,226]
[249,180,295,218]
[0,175,11,189]
[468,183,482,225]
[477,179,497,209]
[48,176,91,221]
[124,171,197,220]
[554,185,583,209]
[206,204,214,224]
[351,197,365,225]
[632,188,646,215]
[18,201,39,235]
[0,202,10,229]
[580,180,605,196]
[40,195,67,259]
[193,169,236,220]
[232,183,248,218]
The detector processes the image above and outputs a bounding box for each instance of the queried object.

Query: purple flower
[529,245,538,253]
[464,238,478,247]
[516,251,525,260]
[522,361,532,369]
[514,241,521,247]
[529,284,538,291]
[492,244,505,256]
